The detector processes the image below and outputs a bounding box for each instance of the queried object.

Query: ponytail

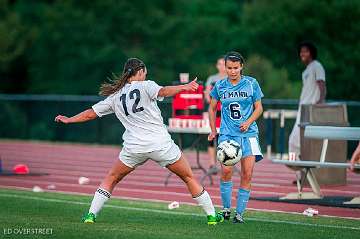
[99,58,146,96]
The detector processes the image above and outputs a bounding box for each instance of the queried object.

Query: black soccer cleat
[220,209,231,220]
[233,213,245,224]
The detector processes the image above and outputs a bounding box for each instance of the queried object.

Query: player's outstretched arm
[158,78,198,98]
[54,109,98,124]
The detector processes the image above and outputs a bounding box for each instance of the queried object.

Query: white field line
[0,192,359,231]
[1,185,360,221]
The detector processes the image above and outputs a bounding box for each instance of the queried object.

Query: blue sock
[220,181,233,209]
[236,188,250,215]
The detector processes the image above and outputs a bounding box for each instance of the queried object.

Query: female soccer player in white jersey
[55,58,223,225]
[208,51,264,223]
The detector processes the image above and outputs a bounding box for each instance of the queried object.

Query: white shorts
[119,141,182,168]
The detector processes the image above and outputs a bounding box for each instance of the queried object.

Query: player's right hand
[208,132,217,141]
[184,77,199,91]
[55,115,70,124]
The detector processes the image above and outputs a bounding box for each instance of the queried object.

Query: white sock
[193,190,216,216]
[89,188,111,216]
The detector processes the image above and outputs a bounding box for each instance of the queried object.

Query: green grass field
[0,188,359,239]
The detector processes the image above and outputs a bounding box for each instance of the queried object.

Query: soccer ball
[217,140,242,166]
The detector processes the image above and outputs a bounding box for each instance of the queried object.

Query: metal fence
[1,94,359,154]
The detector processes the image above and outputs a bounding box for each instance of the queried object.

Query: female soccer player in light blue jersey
[208,51,264,223]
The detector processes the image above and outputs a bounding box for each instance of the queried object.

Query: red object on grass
[13,164,30,174]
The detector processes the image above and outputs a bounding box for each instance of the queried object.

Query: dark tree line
[0,0,359,100]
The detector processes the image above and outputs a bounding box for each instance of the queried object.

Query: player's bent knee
[107,171,122,184]
[179,172,195,184]
[221,166,233,176]
[241,171,252,183]
[221,168,233,181]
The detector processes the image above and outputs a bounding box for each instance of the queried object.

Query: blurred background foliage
[0,0,359,100]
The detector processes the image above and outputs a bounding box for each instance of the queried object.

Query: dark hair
[224,51,245,64]
[99,58,146,96]
[298,41,317,59]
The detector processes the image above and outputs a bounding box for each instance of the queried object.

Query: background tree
[0,0,358,100]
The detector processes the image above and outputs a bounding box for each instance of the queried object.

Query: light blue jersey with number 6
[210,76,264,137]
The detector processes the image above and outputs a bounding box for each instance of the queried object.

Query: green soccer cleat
[82,212,96,223]
[207,212,224,225]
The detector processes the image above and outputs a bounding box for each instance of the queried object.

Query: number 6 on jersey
[229,102,241,120]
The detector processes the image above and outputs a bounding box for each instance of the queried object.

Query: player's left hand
[55,115,71,124]
[240,121,251,132]
[184,77,199,91]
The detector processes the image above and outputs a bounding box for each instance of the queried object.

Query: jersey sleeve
[314,63,325,81]
[92,95,115,117]
[145,80,164,101]
[209,83,220,100]
[252,80,264,103]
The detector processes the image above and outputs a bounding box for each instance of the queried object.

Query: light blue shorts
[218,134,263,162]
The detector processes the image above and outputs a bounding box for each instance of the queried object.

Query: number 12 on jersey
[119,89,144,116]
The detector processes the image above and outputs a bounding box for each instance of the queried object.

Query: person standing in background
[288,41,326,160]
[204,56,227,174]
[204,56,227,103]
